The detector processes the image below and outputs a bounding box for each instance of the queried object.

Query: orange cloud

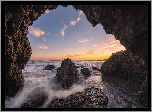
[70,20,77,26]
[102,36,126,50]
[70,10,83,26]
[66,54,85,57]
[28,26,45,37]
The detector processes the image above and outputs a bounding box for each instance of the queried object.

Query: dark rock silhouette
[92,66,101,71]
[81,68,91,78]
[56,58,79,89]
[101,50,147,85]
[21,96,46,108]
[101,50,148,107]
[43,65,55,70]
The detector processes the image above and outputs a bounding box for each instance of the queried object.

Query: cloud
[66,53,86,57]
[36,44,49,49]
[78,38,93,43]
[79,10,84,16]
[86,48,100,55]
[70,10,83,26]
[102,36,126,50]
[45,9,51,14]
[70,20,76,26]
[87,49,96,54]
[76,17,81,22]
[70,17,81,26]
[92,44,98,47]
[60,24,67,37]
[66,54,81,57]
[28,26,45,37]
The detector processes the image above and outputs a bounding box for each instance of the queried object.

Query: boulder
[101,50,147,85]
[50,90,108,108]
[81,68,91,78]
[21,96,45,108]
[56,58,79,89]
[43,65,55,70]
[92,66,101,71]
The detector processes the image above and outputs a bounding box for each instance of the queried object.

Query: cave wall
[5,5,148,106]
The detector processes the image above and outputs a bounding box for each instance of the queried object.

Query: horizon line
[29,59,107,61]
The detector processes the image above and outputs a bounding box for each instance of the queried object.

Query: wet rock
[21,96,45,108]
[50,90,108,108]
[101,50,147,85]
[137,76,148,108]
[56,58,79,89]
[43,65,55,70]
[92,66,101,71]
[101,50,148,107]
[81,68,91,78]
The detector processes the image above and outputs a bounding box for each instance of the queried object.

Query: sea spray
[5,69,86,108]
[41,84,86,108]
[5,60,142,108]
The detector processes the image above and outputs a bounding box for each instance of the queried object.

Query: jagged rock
[56,58,79,89]
[5,5,148,106]
[43,65,55,70]
[50,90,108,108]
[101,50,147,85]
[21,96,45,108]
[137,76,148,108]
[101,50,148,107]
[81,68,91,78]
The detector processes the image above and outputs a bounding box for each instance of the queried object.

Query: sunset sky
[28,5,125,60]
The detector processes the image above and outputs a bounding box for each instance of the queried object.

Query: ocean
[5,60,143,108]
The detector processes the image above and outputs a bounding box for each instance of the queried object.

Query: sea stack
[56,58,79,89]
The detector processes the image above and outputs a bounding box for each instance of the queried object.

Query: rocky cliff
[101,50,147,85]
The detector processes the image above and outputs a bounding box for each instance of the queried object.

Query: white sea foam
[5,60,141,108]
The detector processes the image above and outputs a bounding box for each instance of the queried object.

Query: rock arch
[5,5,148,106]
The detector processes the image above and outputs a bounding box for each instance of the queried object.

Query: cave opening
[27,5,125,61]
[5,5,148,108]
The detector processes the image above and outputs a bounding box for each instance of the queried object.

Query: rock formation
[101,50,147,85]
[21,88,108,108]
[5,5,148,107]
[56,58,79,89]
[21,96,46,108]
[50,91,108,108]
[92,66,101,71]
[43,65,55,70]
[101,50,148,107]
[81,68,91,78]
